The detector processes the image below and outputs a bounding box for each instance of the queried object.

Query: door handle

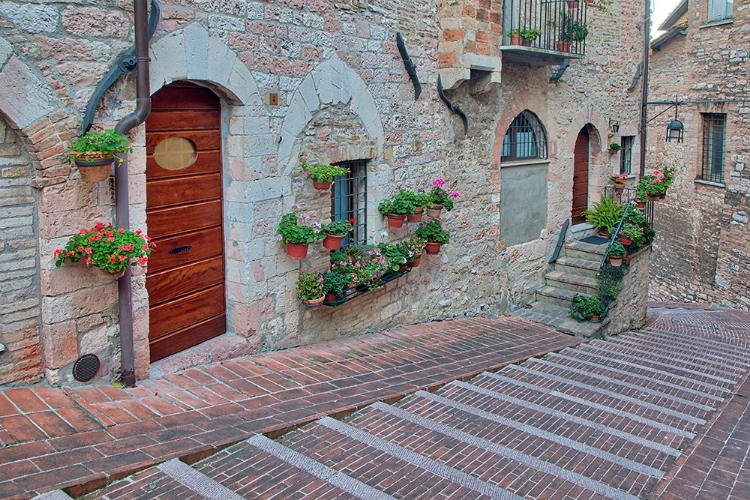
[168,245,192,254]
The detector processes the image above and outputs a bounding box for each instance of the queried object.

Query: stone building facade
[0,0,645,385]
[648,0,749,310]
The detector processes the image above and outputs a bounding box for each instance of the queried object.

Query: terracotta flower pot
[556,41,571,52]
[406,208,424,223]
[633,199,646,209]
[99,268,125,279]
[409,255,421,268]
[323,234,345,250]
[510,33,523,45]
[324,292,339,303]
[286,242,309,260]
[618,235,632,246]
[312,180,331,190]
[609,256,623,267]
[76,158,114,182]
[386,214,406,228]
[426,204,443,219]
[590,314,600,322]
[425,242,441,255]
[302,296,325,308]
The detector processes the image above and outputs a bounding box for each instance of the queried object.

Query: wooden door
[571,128,590,224]
[145,82,225,362]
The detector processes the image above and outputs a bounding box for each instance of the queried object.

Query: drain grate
[72,354,100,382]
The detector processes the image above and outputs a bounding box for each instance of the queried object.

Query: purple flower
[450,190,461,198]
[276,234,283,241]
[433,178,445,188]
[292,203,301,210]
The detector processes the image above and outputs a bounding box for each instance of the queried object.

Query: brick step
[469,370,695,447]
[554,256,601,278]
[545,270,599,295]
[496,363,706,436]
[547,347,730,403]
[578,341,741,390]
[512,301,608,338]
[342,400,642,499]
[429,381,680,474]
[637,327,750,359]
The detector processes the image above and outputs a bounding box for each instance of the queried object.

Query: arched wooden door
[571,128,590,224]
[145,82,226,362]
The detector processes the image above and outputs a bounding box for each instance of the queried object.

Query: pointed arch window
[501,111,548,161]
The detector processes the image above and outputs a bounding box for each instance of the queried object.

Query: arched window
[501,111,548,161]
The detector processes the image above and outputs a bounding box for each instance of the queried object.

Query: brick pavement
[0,317,581,499]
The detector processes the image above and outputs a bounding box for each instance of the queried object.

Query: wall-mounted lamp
[666,106,684,143]
[609,118,620,134]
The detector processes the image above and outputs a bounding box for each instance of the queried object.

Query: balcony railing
[502,0,588,63]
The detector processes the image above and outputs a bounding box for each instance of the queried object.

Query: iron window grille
[332,159,368,247]
[619,136,634,175]
[701,113,726,183]
[501,111,548,161]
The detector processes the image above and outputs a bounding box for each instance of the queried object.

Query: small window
[701,113,726,183]
[501,111,548,161]
[708,0,732,21]
[619,136,634,175]
[332,159,368,247]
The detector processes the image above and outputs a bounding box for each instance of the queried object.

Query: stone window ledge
[695,179,726,188]
[500,159,551,169]
[700,19,733,30]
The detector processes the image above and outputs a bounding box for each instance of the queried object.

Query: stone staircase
[78,326,750,499]
[514,239,609,338]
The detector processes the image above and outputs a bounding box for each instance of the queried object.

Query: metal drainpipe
[639,0,651,177]
[114,0,151,388]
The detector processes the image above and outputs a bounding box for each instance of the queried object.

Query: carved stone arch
[491,91,552,168]
[279,54,385,175]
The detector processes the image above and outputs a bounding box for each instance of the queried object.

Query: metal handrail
[504,0,588,56]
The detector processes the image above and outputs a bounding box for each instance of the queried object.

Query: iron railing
[503,0,588,55]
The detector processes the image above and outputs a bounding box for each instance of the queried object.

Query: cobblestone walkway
[3,306,750,499]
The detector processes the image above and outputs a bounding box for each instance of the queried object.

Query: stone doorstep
[513,302,608,339]
[545,270,599,295]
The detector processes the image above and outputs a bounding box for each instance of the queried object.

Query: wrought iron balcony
[501,0,588,66]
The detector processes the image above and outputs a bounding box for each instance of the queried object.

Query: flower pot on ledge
[286,242,309,260]
[386,214,406,228]
[312,180,331,190]
[302,296,325,308]
[322,234,345,250]
[406,208,424,223]
[425,242,441,255]
[426,204,443,219]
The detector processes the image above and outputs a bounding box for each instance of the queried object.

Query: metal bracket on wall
[396,33,421,99]
[628,62,643,91]
[549,219,570,264]
[437,75,468,134]
[82,0,161,132]
[549,59,570,83]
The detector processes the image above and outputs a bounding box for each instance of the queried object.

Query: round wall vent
[72,354,100,382]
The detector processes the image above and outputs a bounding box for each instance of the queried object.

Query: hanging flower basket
[406,208,424,223]
[76,157,115,182]
[323,234,345,251]
[425,242,441,255]
[286,242,309,260]
[312,180,331,190]
[386,214,406,228]
[426,204,443,219]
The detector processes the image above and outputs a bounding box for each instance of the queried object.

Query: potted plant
[510,27,541,46]
[68,129,132,182]
[302,162,348,189]
[581,195,626,236]
[607,241,626,267]
[637,169,668,201]
[378,193,414,228]
[610,172,628,190]
[377,242,408,272]
[297,272,325,307]
[570,294,605,322]
[426,178,461,218]
[321,271,349,303]
[608,143,622,155]
[277,211,323,259]
[321,219,353,250]
[572,22,588,42]
[54,221,155,277]
[399,236,426,268]
[416,220,450,254]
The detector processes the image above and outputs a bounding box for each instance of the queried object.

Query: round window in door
[153,137,198,170]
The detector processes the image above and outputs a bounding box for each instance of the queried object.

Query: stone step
[355,396,657,499]
[545,270,599,295]
[563,240,608,261]
[536,285,580,308]
[554,256,601,278]
[512,301,607,338]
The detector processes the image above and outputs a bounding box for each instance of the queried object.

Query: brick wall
[648,0,750,310]
[0,117,43,385]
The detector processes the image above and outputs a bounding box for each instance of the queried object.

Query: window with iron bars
[331,159,368,247]
[701,113,726,183]
[501,111,548,161]
[619,136,634,175]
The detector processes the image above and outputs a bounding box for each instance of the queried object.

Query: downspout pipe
[114,0,152,388]
[639,0,650,177]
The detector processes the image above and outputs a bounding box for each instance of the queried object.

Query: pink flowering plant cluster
[54,222,155,274]
[329,245,389,289]
[610,173,628,184]
[636,167,674,199]
[277,207,323,245]
[296,272,324,301]
[428,178,461,211]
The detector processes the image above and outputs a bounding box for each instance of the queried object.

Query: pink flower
[53,249,63,257]
[118,227,125,234]
[84,257,91,267]
[138,257,148,265]
[654,178,662,183]
[109,255,116,263]
[84,248,93,255]
[450,191,461,198]
[276,234,283,241]
[95,222,105,230]
[119,255,127,261]
[108,237,115,243]
[433,178,445,188]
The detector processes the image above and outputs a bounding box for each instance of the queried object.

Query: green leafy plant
[302,162,348,183]
[586,0,613,14]
[378,194,413,215]
[428,178,460,211]
[398,236,426,262]
[296,272,324,301]
[572,22,588,41]
[277,211,322,244]
[321,271,349,296]
[608,143,622,153]
[581,195,626,233]
[323,219,353,236]
[607,241,626,259]
[598,265,626,301]
[416,220,450,245]
[68,129,132,163]
[511,27,541,42]
[570,294,605,321]
[54,221,155,274]
[377,242,408,271]
[620,222,645,247]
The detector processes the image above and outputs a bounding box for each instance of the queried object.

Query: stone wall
[604,245,650,336]
[648,1,750,310]
[0,0,647,385]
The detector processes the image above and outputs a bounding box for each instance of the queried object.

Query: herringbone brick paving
[3,305,750,499]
